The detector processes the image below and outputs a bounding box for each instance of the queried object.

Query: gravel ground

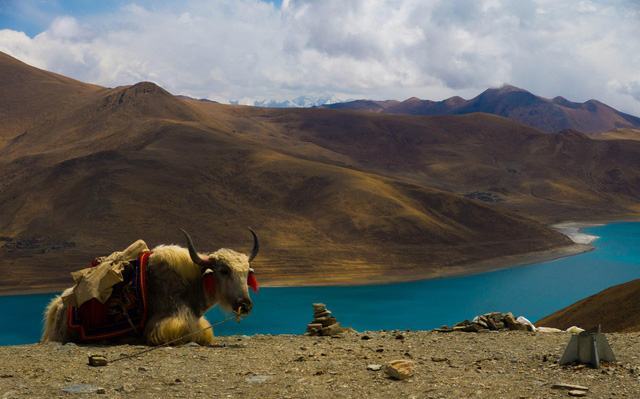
[1,331,639,398]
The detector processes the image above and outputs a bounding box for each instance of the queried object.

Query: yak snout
[233,297,253,315]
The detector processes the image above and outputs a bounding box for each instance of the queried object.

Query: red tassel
[203,274,216,297]
[247,271,259,293]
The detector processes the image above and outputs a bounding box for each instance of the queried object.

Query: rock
[566,326,585,334]
[536,327,563,333]
[62,384,103,394]
[246,374,270,384]
[138,366,149,372]
[361,335,372,340]
[568,390,588,397]
[314,317,338,327]
[551,383,589,391]
[307,323,323,332]
[96,388,106,394]
[312,303,327,312]
[431,357,448,362]
[385,360,415,380]
[88,355,108,367]
[321,322,343,336]
[367,364,383,371]
[503,312,527,331]
[314,310,332,318]
[115,384,135,393]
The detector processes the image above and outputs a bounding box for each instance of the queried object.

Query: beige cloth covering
[61,240,149,307]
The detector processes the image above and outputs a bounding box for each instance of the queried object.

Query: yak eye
[219,267,230,276]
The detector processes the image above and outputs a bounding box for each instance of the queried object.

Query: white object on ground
[516,316,536,332]
[566,326,585,334]
[536,327,563,333]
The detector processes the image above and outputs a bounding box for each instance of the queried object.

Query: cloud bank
[1,0,639,114]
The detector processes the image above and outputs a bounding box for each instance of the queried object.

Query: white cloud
[0,0,639,115]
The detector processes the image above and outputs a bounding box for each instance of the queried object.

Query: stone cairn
[435,312,533,333]
[306,303,343,336]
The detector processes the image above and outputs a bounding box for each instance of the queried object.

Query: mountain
[323,85,640,134]
[590,128,640,142]
[1,51,640,293]
[537,279,640,332]
[247,95,344,108]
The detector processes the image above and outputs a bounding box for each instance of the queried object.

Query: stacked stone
[306,303,342,336]
[435,312,532,333]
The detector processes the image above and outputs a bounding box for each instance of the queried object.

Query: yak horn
[180,229,209,266]
[248,228,260,262]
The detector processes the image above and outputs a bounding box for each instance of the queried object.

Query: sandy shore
[1,331,639,398]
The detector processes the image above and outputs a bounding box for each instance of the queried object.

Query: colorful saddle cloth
[67,252,150,342]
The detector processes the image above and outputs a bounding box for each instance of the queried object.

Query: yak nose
[234,298,253,314]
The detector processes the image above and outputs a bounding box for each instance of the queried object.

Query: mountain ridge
[323,85,640,134]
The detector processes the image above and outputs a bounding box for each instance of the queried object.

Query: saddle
[67,251,151,342]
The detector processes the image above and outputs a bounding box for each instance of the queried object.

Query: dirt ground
[1,331,639,398]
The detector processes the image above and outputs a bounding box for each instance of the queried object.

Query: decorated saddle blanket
[67,251,150,342]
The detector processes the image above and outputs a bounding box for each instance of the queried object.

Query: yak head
[180,229,259,316]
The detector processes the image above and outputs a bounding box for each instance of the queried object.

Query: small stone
[138,366,149,372]
[314,317,338,327]
[552,383,589,391]
[174,378,183,383]
[312,303,327,312]
[321,323,343,336]
[431,357,448,363]
[88,355,108,367]
[568,390,588,397]
[62,384,102,394]
[96,388,106,394]
[367,364,383,371]
[0,374,13,378]
[361,335,372,340]
[115,384,135,393]
[246,375,270,384]
[384,360,415,380]
[395,334,405,340]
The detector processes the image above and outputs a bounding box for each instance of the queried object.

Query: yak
[41,229,259,345]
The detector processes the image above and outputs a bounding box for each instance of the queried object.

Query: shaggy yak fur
[41,230,259,345]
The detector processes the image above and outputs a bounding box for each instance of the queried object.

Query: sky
[1,0,639,114]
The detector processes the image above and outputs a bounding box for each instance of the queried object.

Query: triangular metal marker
[559,325,616,369]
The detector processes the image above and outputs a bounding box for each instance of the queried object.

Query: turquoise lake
[1,222,638,345]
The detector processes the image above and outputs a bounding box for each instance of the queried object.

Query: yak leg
[145,308,213,346]
[193,317,214,346]
[41,292,69,343]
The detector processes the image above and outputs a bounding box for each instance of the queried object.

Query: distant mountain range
[231,95,345,108]
[323,85,640,134]
[1,50,640,294]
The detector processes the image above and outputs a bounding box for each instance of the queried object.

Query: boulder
[384,360,415,380]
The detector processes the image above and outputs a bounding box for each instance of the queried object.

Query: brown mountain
[590,128,640,142]
[324,85,640,134]
[1,52,639,293]
[537,279,640,332]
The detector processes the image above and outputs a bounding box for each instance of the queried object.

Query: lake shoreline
[0,220,616,295]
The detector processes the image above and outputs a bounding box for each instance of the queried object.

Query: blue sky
[0,0,639,114]
[0,1,283,37]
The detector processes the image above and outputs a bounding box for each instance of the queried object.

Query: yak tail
[41,294,66,343]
